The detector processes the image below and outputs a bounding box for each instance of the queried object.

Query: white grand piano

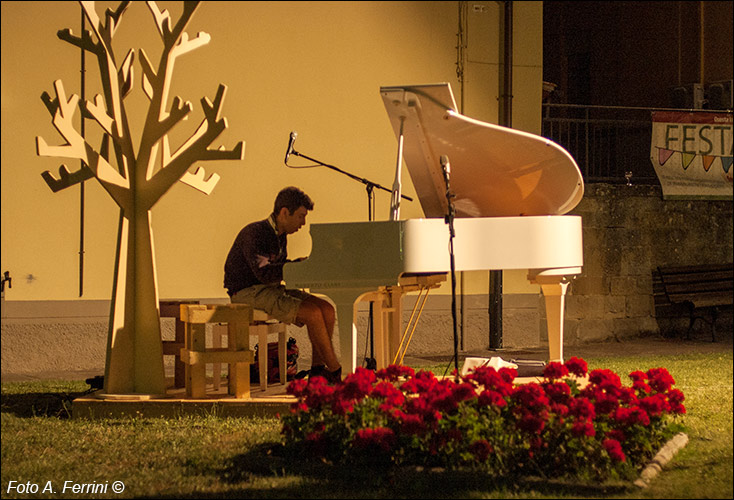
[284,83,584,374]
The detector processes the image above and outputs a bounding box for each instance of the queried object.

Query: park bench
[652,263,733,341]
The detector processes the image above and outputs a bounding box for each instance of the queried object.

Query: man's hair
[273,186,314,216]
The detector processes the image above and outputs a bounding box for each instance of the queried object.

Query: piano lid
[381,83,584,217]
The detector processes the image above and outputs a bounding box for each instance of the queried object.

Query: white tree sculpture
[36,1,244,395]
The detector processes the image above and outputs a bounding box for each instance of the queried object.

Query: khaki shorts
[230,284,310,326]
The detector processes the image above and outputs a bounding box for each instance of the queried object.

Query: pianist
[223,186,342,383]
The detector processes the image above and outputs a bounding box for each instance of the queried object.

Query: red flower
[406,394,442,422]
[478,389,508,408]
[400,369,438,394]
[429,380,464,413]
[339,367,376,400]
[301,376,336,409]
[452,382,477,403]
[646,367,675,393]
[666,388,686,414]
[669,402,686,414]
[632,379,652,395]
[286,378,308,397]
[445,428,463,442]
[394,411,426,435]
[628,370,648,383]
[464,366,513,395]
[569,397,596,420]
[613,406,650,427]
[529,436,544,451]
[571,418,596,437]
[376,364,415,381]
[282,358,684,472]
[603,438,626,462]
[633,407,651,426]
[617,386,639,405]
[639,394,670,417]
[667,388,685,404]
[517,410,547,434]
[352,427,396,452]
[511,383,550,411]
[498,367,518,383]
[543,381,572,405]
[550,402,569,417]
[372,380,405,409]
[543,361,569,380]
[591,390,620,416]
[611,406,633,426]
[588,369,622,390]
[331,398,354,415]
[565,357,588,377]
[290,402,308,413]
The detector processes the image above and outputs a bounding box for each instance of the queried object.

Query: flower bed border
[634,432,689,488]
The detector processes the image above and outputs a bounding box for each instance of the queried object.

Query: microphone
[284,131,297,165]
[440,155,450,186]
[440,155,455,230]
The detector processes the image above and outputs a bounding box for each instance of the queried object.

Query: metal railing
[541,104,674,185]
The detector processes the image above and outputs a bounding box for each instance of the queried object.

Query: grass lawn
[1,351,732,499]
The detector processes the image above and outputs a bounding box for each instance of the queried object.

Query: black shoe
[309,365,341,384]
[325,367,342,384]
[308,365,327,380]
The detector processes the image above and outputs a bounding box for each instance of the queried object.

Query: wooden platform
[72,381,296,420]
[72,373,588,420]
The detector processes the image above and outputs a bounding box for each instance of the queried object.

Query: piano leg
[313,276,444,374]
[362,288,405,370]
[539,281,570,362]
[383,289,405,368]
[528,269,578,363]
[318,289,370,375]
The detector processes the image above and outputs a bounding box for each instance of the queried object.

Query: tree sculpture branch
[147,84,244,202]
[39,1,243,206]
[79,1,135,178]
[37,80,130,207]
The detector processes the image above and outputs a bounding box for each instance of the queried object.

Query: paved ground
[404,329,733,368]
[3,329,731,383]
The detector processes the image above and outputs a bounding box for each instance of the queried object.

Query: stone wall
[564,184,733,343]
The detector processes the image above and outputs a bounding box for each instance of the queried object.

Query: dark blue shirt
[223,217,287,296]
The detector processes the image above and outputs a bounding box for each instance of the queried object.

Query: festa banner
[650,111,733,200]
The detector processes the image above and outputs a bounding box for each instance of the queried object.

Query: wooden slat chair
[179,303,254,399]
[159,300,199,388]
[212,309,287,392]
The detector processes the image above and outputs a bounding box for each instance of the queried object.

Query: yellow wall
[458,0,545,295]
[1,1,543,302]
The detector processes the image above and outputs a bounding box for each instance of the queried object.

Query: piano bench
[179,303,255,399]
[212,309,288,393]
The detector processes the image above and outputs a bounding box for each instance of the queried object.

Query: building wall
[4,184,732,379]
[2,1,547,378]
[2,1,543,303]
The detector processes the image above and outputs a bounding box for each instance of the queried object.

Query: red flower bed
[281,358,685,480]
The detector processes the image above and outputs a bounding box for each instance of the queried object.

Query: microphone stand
[290,150,413,205]
[289,149,413,370]
[441,156,459,379]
